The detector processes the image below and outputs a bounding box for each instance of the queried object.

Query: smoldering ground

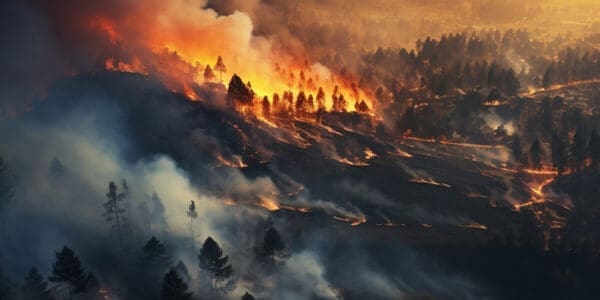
[0,70,493,299]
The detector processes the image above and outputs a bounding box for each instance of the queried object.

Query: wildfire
[458,223,488,230]
[83,0,376,118]
[513,177,555,211]
[215,154,248,168]
[333,215,367,226]
[259,197,280,211]
[409,177,451,188]
[364,148,378,160]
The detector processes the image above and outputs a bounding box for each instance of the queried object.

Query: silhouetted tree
[141,237,172,271]
[316,87,325,110]
[214,56,227,82]
[355,100,370,114]
[174,260,191,283]
[198,237,233,289]
[571,127,587,172]
[241,291,255,300]
[259,227,286,265]
[494,125,507,137]
[22,267,53,300]
[512,134,523,162]
[48,246,88,300]
[262,96,270,117]
[551,129,568,175]
[161,268,192,300]
[187,200,198,250]
[137,237,172,299]
[227,74,254,105]
[530,137,542,169]
[204,64,216,82]
[49,157,65,178]
[103,181,127,248]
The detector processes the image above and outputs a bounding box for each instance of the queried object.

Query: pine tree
[141,237,172,272]
[103,181,128,249]
[551,129,568,175]
[48,246,88,300]
[530,137,542,169]
[214,56,227,82]
[174,261,191,283]
[187,201,198,250]
[241,291,255,300]
[227,74,254,105]
[204,64,216,82]
[262,96,270,117]
[22,267,53,300]
[137,237,172,299]
[571,127,587,172]
[161,268,192,300]
[260,227,286,265]
[316,87,325,110]
[198,237,233,288]
[512,134,523,163]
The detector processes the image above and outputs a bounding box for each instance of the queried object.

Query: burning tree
[214,56,227,82]
[161,268,192,300]
[316,87,326,110]
[103,181,128,249]
[262,96,270,117]
[22,267,52,300]
[227,74,254,107]
[48,246,90,300]
[204,64,216,82]
[187,200,198,250]
[198,237,233,293]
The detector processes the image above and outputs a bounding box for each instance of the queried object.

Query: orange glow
[214,154,248,168]
[333,215,366,226]
[86,0,374,117]
[259,197,280,211]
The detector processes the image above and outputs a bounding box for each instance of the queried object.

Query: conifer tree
[204,64,216,82]
[214,56,227,82]
[48,246,88,300]
[198,237,233,289]
[22,267,53,300]
[161,268,192,300]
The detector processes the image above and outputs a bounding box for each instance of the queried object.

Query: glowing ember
[215,154,248,168]
[409,178,451,188]
[259,197,280,211]
[364,148,378,160]
[458,223,488,230]
[333,215,366,226]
